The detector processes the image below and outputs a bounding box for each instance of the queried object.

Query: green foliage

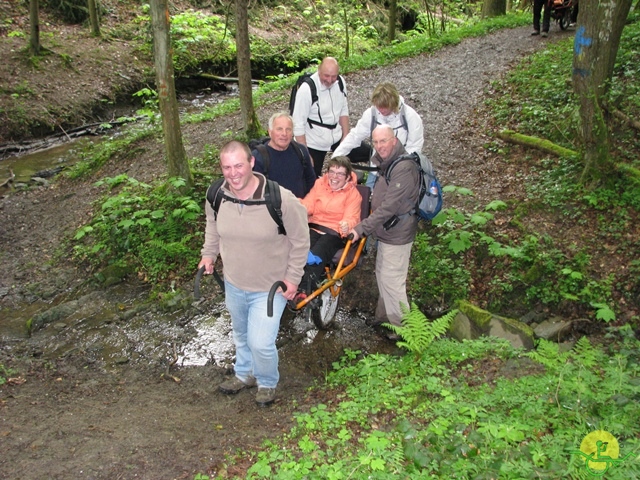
[410,182,619,319]
[72,175,203,284]
[409,232,470,309]
[0,364,16,386]
[230,331,640,478]
[65,125,155,178]
[169,10,235,74]
[487,37,578,149]
[387,304,457,354]
[132,87,159,118]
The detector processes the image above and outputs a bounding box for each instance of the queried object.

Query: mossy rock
[94,264,135,287]
[450,301,535,350]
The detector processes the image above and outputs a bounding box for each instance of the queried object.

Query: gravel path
[338,25,571,204]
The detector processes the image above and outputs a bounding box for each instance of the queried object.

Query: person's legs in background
[308,148,327,178]
[532,0,544,34]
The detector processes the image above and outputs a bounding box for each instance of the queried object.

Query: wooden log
[616,163,640,184]
[604,103,640,132]
[190,73,261,85]
[0,116,146,157]
[0,169,15,188]
[497,129,579,158]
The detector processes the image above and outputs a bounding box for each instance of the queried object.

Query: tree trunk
[482,0,507,18]
[29,0,40,56]
[88,0,101,37]
[149,0,194,189]
[388,0,397,43]
[235,0,261,139]
[572,0,632,183]
[343,6,350,58]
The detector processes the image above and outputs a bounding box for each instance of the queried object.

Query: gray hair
[268,111,294,130]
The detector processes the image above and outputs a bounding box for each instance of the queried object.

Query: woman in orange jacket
[297,156,362,297]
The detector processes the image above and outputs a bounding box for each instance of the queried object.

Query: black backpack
[248,137,309,177]
[206,178,286,235]
[383,152,443,221]
[288,72,346,130]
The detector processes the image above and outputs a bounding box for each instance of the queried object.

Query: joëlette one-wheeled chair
[268,184,371,330]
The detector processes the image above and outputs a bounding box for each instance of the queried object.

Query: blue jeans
[224,280,286,389]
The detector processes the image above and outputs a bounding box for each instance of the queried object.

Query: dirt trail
[0,25,572,480]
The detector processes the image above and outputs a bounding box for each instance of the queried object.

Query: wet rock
[29,291,104,332]
[533,316,573,341]
[520,309,547,325]
[449,300,535,350]
[33,166,64,178]
[31,177,49,186]
[30,300,80,331]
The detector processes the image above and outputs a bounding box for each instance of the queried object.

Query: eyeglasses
[327,170,347,178]
[372,137,394,147]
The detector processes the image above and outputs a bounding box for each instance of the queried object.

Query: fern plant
[525,338,571,372]
[386,304,457,355]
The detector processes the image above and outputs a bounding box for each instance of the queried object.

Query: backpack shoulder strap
[369,108,378,137]
[337,75,346,96]
[208,178,286,235]
[383,153,418,184]
[264,179,286,235]
[399,103,408,133]
[290,140,309,169]
[303,75,318,105]
[206,178,225,220]
[255,143,270,177]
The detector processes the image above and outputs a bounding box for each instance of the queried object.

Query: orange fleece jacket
[301,172,361,236]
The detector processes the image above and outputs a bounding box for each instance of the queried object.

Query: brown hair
[370,82,400,114]
[220,140,251,161]
[326,156,354,179]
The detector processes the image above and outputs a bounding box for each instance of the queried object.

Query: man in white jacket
[332,82,424,187]
[291,57,350,178]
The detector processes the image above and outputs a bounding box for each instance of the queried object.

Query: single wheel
[559,10,571,30]
[312,289,340,330]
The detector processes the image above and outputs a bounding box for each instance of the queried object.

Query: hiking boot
[386,331,401,341]
[531,30,540,36]
[219,375,256,394]
[255,387,276,406]
[541,31,548,37]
